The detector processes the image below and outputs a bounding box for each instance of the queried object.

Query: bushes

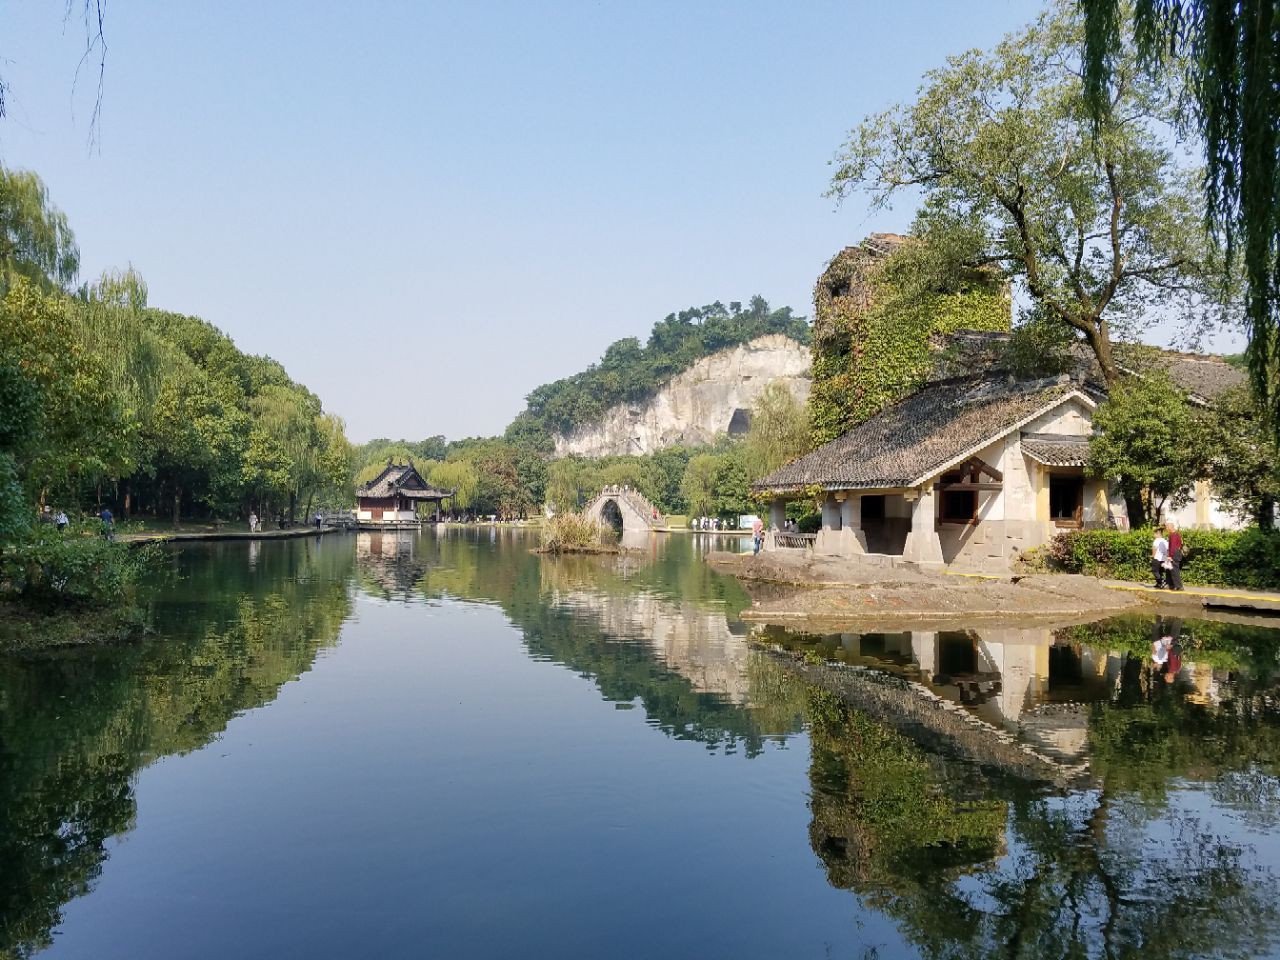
[540,511,608,553]
[0,524,155,607]
[1041,527,1280,589]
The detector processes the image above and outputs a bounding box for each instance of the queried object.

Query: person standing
[1151,526,1169,589]
[248,511,259,533]
[55,510,68,531]
[751,516,764,555]
[99,506,114,540]
[1166,521,1185,591]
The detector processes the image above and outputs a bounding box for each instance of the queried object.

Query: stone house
[754,343,1245,571]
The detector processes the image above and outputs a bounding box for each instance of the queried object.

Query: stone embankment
[707,550,1142,629]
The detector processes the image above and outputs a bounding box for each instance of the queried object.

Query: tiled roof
[1020,433,1092,467]
[930,330,1245,402]
[1155,355,1245,402]
[357,462,451,499]
[755,375,1094,492]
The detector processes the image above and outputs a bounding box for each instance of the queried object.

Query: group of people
[38,505,71,531]
[1150,521,1185,591]
[693,516,724,531]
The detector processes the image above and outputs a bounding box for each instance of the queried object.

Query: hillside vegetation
[505,296,808,449]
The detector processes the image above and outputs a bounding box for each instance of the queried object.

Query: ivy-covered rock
[808,234,1009,445]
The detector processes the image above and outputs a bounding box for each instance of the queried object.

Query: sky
[0,1,1244,443]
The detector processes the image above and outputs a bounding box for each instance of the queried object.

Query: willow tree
[829,2,1229,386]
[743,382,810,481]
[0,168,79,291]
[1082,0,1280,437]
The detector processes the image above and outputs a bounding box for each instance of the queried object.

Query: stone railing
[774,532,816,550]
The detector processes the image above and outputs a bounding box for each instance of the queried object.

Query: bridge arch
[581,487,662,533]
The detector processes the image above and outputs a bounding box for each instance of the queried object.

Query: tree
[544,457,599,513]
[680,454,720,519]
[0,168,79,291]
[428,461,479,512]
[743,382,810,481]
[1088,370,1208,525]
[1082,0,1280,439]
[1204,386,1280,530]
[829,3,1229,387]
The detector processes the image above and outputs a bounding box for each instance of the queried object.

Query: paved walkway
[119,527,337,544]
[1102,579,1280,612]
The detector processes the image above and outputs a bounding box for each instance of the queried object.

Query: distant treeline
[0,165,352,530]
[505,296,808,447]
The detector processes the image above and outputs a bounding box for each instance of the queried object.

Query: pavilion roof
[356,461,452,500]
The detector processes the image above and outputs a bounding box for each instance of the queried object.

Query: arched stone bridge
[583,487,662,532]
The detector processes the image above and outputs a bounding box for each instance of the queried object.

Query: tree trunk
[303,491,314,523]
[1123,487,1147,528]
[288,490,296,524]
[172,488,181,529]
[1259,495,1276,532]
[123,482,132,516]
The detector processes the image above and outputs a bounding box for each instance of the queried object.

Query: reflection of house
[825,628,1128,763]
[355,530,431,599]
[355,460,452,528]
[755,341,1245,570]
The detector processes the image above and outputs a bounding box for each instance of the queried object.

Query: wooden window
[939,471,978,523]
[1049,475,1084,528]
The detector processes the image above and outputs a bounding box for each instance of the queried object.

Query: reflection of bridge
[582,486,663,532]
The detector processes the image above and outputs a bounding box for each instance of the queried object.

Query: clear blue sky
[3,1,1233,442]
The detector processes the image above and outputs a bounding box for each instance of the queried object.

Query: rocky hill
[553,334,811,457]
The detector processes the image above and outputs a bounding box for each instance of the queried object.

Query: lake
[2,527,1279,959]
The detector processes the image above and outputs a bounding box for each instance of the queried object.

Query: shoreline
[707,549,1280,628]
[119,527,340,544]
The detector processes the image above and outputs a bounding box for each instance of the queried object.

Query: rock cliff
[552,334,811,457]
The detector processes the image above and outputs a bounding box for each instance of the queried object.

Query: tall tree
[1082,0,1280,436]
[0,168,79,290]
[829,2,1229,386]
[743,382,811,481]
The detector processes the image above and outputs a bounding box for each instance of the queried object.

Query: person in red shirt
[1167,521,1185,591]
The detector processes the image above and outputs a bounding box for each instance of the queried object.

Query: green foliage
[428,460,478,510]
[679,445,752,520]
[0,167,79,290]
[1042,527,1280,589]
[680,454,720,518]
[831,2,1230,389]
[0,524,155,608]
[1088,371,1208,525]
[1082,0,1280,441]
[1002,311,1078,379]
[1203,386,1280,529]
[0,160,350,570]
[742,381,811,481]
[809,239,1008,445]
[540,511,605,552]
[510,296,808,445]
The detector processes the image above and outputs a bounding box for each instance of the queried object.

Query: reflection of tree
[419,530,803,754]
[805,683,1280,959]
[0,537,354,957]
[806,689,1006,895]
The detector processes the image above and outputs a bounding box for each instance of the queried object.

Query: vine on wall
[808,235,1010,446]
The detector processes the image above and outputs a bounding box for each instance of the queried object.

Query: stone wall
[553,334,811,457]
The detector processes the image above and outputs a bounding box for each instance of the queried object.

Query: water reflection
[0,536,355,957]
[805,683,1280,958]
[758,615,1280,768]
[2,529,1279,959]
[353,527,807,755]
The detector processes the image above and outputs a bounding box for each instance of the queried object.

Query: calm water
[3,528,1280,959]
